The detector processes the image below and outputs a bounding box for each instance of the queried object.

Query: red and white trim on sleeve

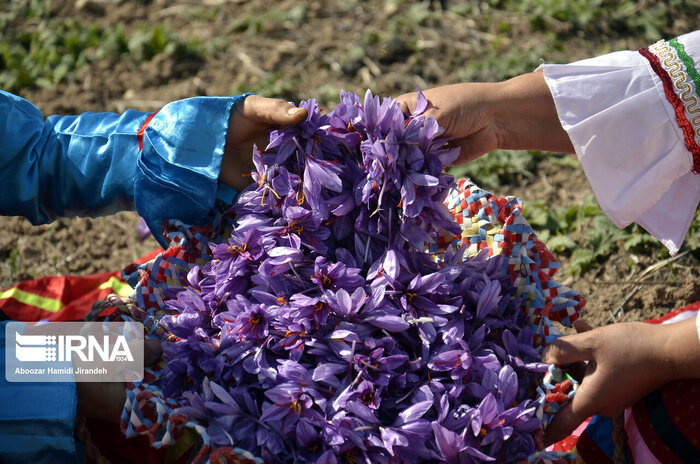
[639,37,700,174]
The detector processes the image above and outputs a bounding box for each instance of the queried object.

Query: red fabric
[551,418,590,453]
[631,391,684,464]
[645,300,700,324]
[659,379,700,454]
[575,426,615,464]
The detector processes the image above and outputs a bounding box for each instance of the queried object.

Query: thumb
[396,93,416,115]
[243,95,307,126]
[285,105,308,124]
[541,332,594,366]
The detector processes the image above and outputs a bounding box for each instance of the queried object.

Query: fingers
[396,92,416,115]
[573,319,593,333]
[449,128,498,164]
[543,366,600,446]
[542,393,592,446]
[542,323,600,446]
[541,332,595,366]
[242,94,307,127]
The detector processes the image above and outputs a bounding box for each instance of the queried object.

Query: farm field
[1,0,698,328]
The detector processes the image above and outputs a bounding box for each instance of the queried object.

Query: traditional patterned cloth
[84,179,586,463]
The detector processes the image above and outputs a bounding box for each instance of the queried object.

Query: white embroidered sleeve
[538,31,700,256]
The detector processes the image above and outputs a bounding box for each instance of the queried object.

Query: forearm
[662,316,700,380]
[493,72,575,154]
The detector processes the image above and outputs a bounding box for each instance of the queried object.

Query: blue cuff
[135,94,249,247]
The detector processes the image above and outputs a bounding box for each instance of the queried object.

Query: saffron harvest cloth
[87,177,585,464]
[538,30,700,344]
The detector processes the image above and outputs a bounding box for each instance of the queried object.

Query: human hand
[396,73,574,164]
[542,317,700,446]
[76,338,162,422]
[397,82,502,163]
[221,95,308,190]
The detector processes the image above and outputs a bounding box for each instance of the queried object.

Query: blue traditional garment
[0,90,246,462]
[0,90,247,247]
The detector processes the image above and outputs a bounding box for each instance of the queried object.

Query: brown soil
[1,0,697,329]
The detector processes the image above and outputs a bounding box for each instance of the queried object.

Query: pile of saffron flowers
[160,91,546,463]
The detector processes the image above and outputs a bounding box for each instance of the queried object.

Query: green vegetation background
[1,0,698,278]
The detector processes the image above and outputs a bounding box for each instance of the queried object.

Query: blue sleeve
[0,321,83,463]
[0,90,246,247]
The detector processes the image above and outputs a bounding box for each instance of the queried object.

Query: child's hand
[542,317,700,446]
[221,95,308,190]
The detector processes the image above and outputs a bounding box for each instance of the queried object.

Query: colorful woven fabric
[92,179,586,462]
[442,179,585,346]
[536,365,579,423]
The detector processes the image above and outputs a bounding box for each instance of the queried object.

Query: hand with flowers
[395,72,574,163]
[541,317,700,446]
[155,92,550,463]
[221,95,308,190]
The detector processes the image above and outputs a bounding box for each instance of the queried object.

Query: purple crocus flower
[228,303,273,343]
[310,256,365,293]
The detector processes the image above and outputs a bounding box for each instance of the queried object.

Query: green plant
[485,0,699,42]
[522,192,700,276]
[457,43,556,83]
[0,19,202,92]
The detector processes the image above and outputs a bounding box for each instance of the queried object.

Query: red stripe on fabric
[552,417,591,452]
[639,47,700,175]
[632,392,683,464]
[0,250,160,322]
[137,111,160,151]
